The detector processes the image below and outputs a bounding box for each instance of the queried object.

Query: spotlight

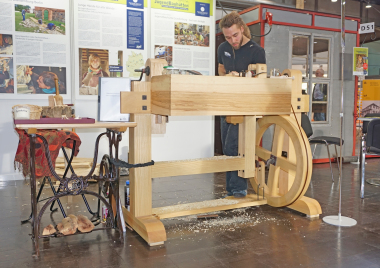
[366,2,372,8]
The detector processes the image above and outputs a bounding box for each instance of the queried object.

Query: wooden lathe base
[122,207,166,246]
[122,194,321,246]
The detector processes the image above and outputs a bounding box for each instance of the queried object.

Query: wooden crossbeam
[151,156,245,178]
[152,195,267,219]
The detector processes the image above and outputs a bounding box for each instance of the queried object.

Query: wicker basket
[12,104,42,120]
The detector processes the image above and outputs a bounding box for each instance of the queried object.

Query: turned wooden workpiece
[121,59,321,247]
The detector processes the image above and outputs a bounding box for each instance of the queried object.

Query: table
[15,122,137,256]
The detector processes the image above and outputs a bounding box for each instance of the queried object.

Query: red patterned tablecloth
[14,129,81,179]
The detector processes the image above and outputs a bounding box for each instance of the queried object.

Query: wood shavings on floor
[163,207,280,235]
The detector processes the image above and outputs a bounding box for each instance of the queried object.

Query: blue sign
[127,10,144,50]
[195,2,210,17]
[127,0,143,9]
[109,65,123,72]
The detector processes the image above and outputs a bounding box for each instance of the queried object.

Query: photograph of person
[79,48,109,95]
[312,68,328,121]
[174,22,210,47]
[356,54,365,69]
[154,45,172,66]
[16,65,66,94]
[0,57,14,93]
[0,34,13,55]
[15,5,65,35]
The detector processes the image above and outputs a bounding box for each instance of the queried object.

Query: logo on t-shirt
[224,51,231,57]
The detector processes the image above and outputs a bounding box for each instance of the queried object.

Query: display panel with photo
[174,22,209,47]
[154,45,172,66]
[16,65,66,94]
[0,57,14,93]
[79,48,109,95]
[0,34,13,55]
[15,5,66,35]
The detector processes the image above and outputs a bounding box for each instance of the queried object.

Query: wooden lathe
[120,59,322,246]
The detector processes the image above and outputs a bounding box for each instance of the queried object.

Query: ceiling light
[331,0,337,2]
[366,3,372,8]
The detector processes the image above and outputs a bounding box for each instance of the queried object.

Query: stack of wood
[42,214,95,236]
[55,157,100,180]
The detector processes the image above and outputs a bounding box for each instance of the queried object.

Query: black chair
[360,117,380,197]
[301,113,343,182]
[362,113,380,135]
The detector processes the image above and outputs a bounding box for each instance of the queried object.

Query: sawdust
[164,207,280,234]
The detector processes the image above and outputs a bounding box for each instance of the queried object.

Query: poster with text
[151,0,213,75]
[73,0,148,99]
[361,80,380,117]
[353,47,369,76]
[0,0,71,99]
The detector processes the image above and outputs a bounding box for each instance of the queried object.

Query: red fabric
[14,129,81,179]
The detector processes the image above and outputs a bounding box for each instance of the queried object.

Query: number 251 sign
[359,22,375,34]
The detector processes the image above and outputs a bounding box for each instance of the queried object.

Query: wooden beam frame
[123,62,322,247]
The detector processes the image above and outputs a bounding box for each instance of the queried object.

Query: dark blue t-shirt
[217,40,266,74]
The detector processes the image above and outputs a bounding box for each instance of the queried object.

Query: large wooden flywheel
[250,115,312,207]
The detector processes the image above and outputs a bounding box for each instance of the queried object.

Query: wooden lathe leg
[127,81,166,245]
[284,113,322,218]
[288,196,322,218]
[122,207,166,245]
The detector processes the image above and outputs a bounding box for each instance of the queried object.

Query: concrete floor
[1,159,380,268]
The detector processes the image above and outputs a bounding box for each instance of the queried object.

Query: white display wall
[0,0,216,180]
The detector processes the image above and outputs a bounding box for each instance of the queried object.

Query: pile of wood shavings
[164,208,279,234]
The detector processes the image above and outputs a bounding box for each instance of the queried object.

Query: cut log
[77,214,94,233]
[42,224,57,235]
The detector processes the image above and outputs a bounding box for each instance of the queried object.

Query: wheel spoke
[277,156,297,173]
[253,115,310,207]
[267,165,280,196]
[256,146,271,161]
[271,125,285,157]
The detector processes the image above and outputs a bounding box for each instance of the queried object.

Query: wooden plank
[145,59,167,134]
[226,116,244,124]
[238,116,256,178]
[291,95,309,113]
[15,122,136,131]
[129,81,153,217]
[255,146,271,161]
[120,91,151,114]
[151,75,293,116]
[151,156,245,178]
[151,114,166,134]
[152,195,267,219]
